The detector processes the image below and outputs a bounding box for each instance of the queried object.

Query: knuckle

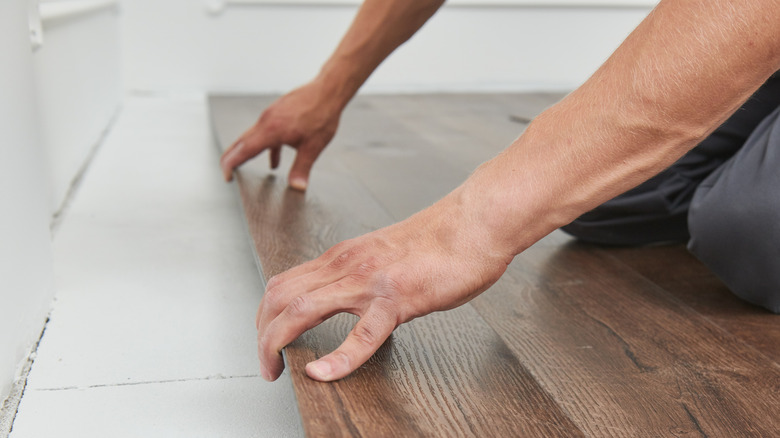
[327,246,363,271]
[342,258,380,286]
[262,287,286,312]
[258,106,276,124]
[265,117,283,134]
[322,240,350,259]
[375,270,406,298]
[354,256,379,276]
[370,271,412,320]
[286,295,309,317]
[352,323,379,348]
[265,275,283,291]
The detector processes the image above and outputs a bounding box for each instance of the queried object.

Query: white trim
[205,0,658,15]
[39,0,119,27]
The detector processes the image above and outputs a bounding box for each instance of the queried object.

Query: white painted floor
[9,96,303,437]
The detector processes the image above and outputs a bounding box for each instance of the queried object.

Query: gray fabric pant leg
[561,71,780,246]
[688,106,780,314]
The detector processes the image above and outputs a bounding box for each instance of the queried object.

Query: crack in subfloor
[33,373,261,392]
[0,318,50,438]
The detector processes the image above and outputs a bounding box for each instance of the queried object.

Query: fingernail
[308,360,332,380]
[289,178,307,191]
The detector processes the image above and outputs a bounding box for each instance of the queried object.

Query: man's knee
[688,187,780,313]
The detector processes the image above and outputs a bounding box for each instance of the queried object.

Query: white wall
[34,1,122,213]
[122,0,654,94]
[0,0,56,407]
[1,0,122,407]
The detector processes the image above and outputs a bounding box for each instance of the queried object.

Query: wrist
[449,114,584,257]
[452,171,550,259]
[416,184,521,268]
[313,61,365,112]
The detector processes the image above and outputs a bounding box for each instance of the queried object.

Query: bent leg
[562,72,780,245]
[688,107,780,313]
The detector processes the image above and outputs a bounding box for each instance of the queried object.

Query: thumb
[288,144,319,191]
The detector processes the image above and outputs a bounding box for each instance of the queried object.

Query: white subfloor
[9,96,303,437]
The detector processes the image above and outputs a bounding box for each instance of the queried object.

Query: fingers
[257,283,359,381]
[287,141,319,191]
[306,302,397,382]
[256,265,344,332]
[220,139,244,182]
[220,140,254,182]
[255,250,340,329]
[269,146,281,169]
[220,133,278,181]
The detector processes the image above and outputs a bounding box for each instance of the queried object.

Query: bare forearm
[457,0,780,256]
[254,0,780,382]
[315,0,445,109]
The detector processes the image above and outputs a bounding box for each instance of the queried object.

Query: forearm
[453,0,780,256]
[314,0,445,109]
[255,0,780,382]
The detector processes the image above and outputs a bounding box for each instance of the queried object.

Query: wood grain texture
[473,244,780,437]
[209,95,583,437]
[602,244,780,364]
[209,94,780,437]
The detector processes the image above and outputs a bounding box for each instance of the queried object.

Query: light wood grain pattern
[209,94,780,437]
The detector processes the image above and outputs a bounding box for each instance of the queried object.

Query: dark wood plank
[375,94,780,365]
[602,244,780,363]
[473,244,780,437]
[323,94,780,436]
[209,95,584,437]
[209,94,780,437]
[334,93,573,247]
[331,97,468,220]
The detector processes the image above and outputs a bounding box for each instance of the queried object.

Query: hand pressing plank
[255,192,513,381]
[252,0,780,381]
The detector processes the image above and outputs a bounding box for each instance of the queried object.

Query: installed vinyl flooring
[210,93,780,437]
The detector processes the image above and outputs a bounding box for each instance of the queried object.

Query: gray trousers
[562,73,780,313]
[688,106,780,313]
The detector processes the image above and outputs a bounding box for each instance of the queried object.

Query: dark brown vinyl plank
[322,94,780,436]
[209,95,583,437]
[360,94,521,174]
[320,96,776,436]
[209,94,779,437]
[472,243,780,436]
[371,94,779,365]
[332,98,470,220]
[334,94,573,247]
[365,92,564,126]
[602,244,780,364]
[363,93,564,156]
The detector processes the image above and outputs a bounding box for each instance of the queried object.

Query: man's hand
[219,0,445,190]
[255,194,514,382]
[220,81,341,191]
[251,0,780,383]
